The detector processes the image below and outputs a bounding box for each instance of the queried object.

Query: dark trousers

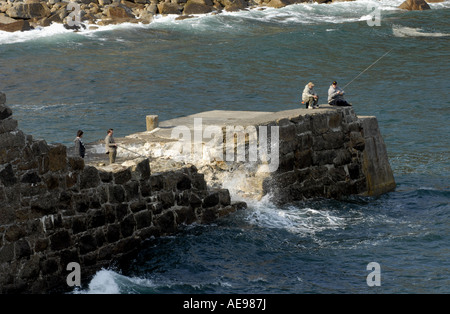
[330,99,351,106]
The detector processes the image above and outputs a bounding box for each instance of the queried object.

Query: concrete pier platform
[84,104,395,201]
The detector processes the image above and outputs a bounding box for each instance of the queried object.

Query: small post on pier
[146,115,159,131]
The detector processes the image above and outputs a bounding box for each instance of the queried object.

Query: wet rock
[157,2,182,14]
[183,0,213,15]
[6,2,51,19]
[399,0,431,10]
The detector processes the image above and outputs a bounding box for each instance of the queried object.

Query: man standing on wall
[105,128,117,164]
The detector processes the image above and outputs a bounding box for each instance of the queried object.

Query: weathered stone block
[202,191,219,208]
[59,249,80,269]
[48,144,67,172]
[49,230,71,251]
[31,139,50,156]
[140,180,152,197]
[201,207,218,224]
[313,150,337,166]
[109,185,126,203]
[294,149,312,169]
[19,255,40,280]
[34,238,49,252]
[30,194,59,215]
[349,131,365,151]
[191,173,207,190]
[124,181,140,201]
[98,170,113,183]
[74,197,89,213]
[177,174,192,190]
[155,211,176,234]
[322,132,345,150]
[113,168,132,185]
[176,190,190,206]
[120,214,136,238]
[80,166,100,189]
[160,191,175,209]
[79,234,97,254]
[0,164,17,187]
[135,210,152,229]
[0,130,26,149]
[0,243,14,263]
[132,158,151,181]
[5,225,26,242]
[68,157,85,171]
[115,203,129,220]
[130,201,147,213]
[175,207,196,225]
[21,172,42,184]
[333,149,352,166]
[310,114,329,135]
[0,104,12,120]
[150,174,164,191]
[189,192,202,208]
[40,258,59,276]
[14,239,31,259]
[328,112,342,129]
[106,224,121,243]
[88,209,106,228]
[0,118,18,134]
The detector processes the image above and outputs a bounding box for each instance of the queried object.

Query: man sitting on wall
[328,81,351,107]
[302,82,319,109]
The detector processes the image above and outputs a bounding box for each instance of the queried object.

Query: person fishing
[74,130,86,158]
[302,82,319,109]
[105,128,117,164]
[328,81,351,107]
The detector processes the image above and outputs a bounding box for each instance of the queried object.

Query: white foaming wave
[244,195,347,235]
[73,268,235,294]
[0,19,148,45]
[72,268,157,294]
[73,269,121,294]
[0,23,72,45]
[1,0,448,44]
[392,25,450,38]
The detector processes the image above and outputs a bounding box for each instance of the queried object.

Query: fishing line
[117,144,149,159]
[342,47,394,90]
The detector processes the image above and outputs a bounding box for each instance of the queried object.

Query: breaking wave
[392,25,450,38]
[4,0,447,45]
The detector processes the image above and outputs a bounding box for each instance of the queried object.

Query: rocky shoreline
[0,0,440,33]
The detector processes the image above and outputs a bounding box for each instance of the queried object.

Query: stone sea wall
[0,89,396,293]
[260,108,396,203]
[117,106,396,204]
[0,92,245,293]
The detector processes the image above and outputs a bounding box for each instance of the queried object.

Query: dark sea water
[1,0,449,294]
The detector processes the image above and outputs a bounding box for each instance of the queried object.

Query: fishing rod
[117,144,150,159]
[342,47,394,90]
